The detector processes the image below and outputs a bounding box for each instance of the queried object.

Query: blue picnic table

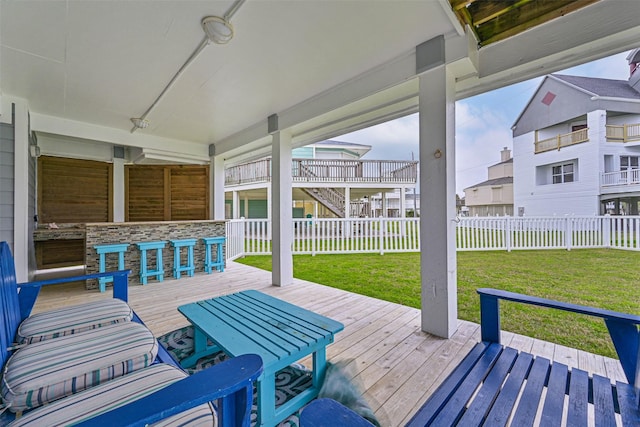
[178,290,344,426]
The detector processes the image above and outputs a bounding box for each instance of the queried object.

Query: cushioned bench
[0,241,263,426]
[301,288,640,427]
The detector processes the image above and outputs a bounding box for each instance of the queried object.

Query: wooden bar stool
[135,241,166,285]
[93,243,129,292]
[202,237,226,273]
[170,239,197,279]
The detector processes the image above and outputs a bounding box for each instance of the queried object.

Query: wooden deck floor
[33,261,627,427]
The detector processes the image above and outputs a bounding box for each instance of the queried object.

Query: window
[620,156,639,170]
[552,163,574,184]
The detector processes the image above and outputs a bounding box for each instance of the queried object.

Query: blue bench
[301,288,640,426]
[0,241,262,426]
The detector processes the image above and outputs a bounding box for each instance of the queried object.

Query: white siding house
[513,49,640,216]
[464,147,514,216]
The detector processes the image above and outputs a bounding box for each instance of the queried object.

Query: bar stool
[93,243,129,292]
[202,237,226,273]
[170,239,197,279]
[136,241,166,285]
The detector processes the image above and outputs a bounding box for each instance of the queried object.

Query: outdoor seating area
[0,241,261,426]
[302,290,640,426]
[15,253,633,426]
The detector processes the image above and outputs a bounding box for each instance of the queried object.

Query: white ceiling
[2,0,640,162]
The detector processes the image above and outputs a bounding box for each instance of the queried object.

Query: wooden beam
[476,0,599,45]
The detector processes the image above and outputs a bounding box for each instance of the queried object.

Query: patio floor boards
[32,261,627,427]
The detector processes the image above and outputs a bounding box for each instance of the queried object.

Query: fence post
[379,216,385,255]
[505,217,511,252]
[603,214,611,248]
[311,218,316,256]
[565,216,572,251]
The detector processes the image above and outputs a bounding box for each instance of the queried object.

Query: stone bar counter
[85,220,226,289]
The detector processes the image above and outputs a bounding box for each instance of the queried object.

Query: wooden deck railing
[225,158,418,186]
[534,128,589,153]
[606,122,640,142]
[225,158,271,186]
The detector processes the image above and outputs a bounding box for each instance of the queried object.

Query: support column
[232,191,240,219]
[112,158,125,222]
[399,187,406,218]
[244,196,249,218]
[344,186,351,236]
[271,126,293,286]
[211,154,226,220]
[418,37,457,338]
[382,192,387,217]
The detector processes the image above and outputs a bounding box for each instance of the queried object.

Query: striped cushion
[8,364,216,427]
[17,299,133,344]
[2,322,158,412]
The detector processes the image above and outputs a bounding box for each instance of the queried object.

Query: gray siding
[0,121,15,250]
[28,130,37,275]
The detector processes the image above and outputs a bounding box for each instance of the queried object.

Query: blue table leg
[257,373,276,427]
[157,248,164,282]
[313,347,328,388]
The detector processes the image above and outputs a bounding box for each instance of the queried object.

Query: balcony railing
[601,169,640,187]
[534,128,589,153]
[225,158,272,186]
[225,158,418,186]
[606,123,640,142]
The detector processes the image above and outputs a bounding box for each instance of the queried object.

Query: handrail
[478,288,640,385]
[225,158,418,186]
[606,123,640,142]
[534,128,589,153]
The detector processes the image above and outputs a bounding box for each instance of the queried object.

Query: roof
[313,140,372,150]
[492,158,513,167]
[551,74,640,99]
[464,176,513,191]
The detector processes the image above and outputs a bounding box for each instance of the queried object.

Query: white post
[344,186,351,237]
[232,191,240,219]
[244,196,249,219]
[211,155,226,220]
[418,44,457,338]
[382,192,387,217]
[13,101,29,282]
[399,187,406,218]
[271,129,293,286]
[112,158,125,222]
[266,185,272,239]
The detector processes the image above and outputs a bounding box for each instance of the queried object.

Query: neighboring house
[512,49,640,216]
[464,148,514,216]
[224,140,418,219]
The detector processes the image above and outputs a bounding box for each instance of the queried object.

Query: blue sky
[338,50,633,195]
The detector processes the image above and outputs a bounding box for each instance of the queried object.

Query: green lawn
[236,249,640,358]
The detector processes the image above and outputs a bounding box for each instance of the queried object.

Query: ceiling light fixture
[130,118,150,129]
[129,0,246,133]
[202,16,234,44]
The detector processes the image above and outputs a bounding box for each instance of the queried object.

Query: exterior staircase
[302,187,345,217]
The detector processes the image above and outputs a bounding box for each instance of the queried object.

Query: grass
[236,249,640,358]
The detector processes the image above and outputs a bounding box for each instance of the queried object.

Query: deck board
[32,261,628,426]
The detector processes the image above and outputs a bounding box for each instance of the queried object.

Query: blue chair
[170,239,197,279]
[136,241,166,285]
[93,243,129,292]
[202,237,225,273]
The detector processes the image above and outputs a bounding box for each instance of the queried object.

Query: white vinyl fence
[225,216,640,259]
